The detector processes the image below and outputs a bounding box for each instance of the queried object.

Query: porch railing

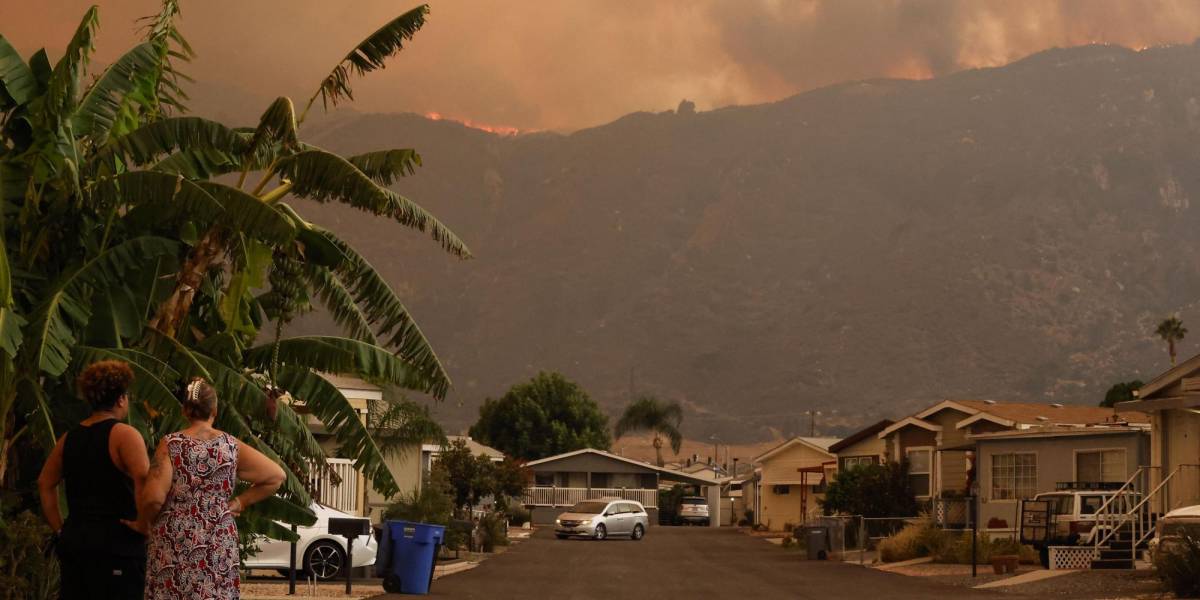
[522,486,658,508]
[307,457,362,515]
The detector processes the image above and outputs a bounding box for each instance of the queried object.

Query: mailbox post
[327,517,372,595]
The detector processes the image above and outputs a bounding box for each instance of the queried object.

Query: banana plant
[0,2,464,538]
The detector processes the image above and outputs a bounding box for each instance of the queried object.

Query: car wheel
[593,524,607,541]
[305,540,346,581]
[631,524,645,540]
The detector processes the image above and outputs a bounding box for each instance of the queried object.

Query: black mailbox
[328,517,371,538]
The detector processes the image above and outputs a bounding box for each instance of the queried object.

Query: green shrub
[743,509,755,525]
[0,511,59,600]
[505,504,531,527]
[479,512,509,552]
[878,520,948,562]
[934,532,992,564]
[781,536,795,549]
[1154,535,1200,598]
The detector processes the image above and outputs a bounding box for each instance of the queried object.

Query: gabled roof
[915,400,983,419]
[1137,352,1200,400]
[878,416,943,438]
[753,437,839,463]
[525,448,656,471]
[424,436,505,461]
[828,419,894,453]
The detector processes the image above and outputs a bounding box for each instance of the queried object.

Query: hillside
[289,42,1200,442]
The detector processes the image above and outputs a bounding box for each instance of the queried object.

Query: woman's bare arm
[230,440,285,514]
[131,442,173,531]
[37,435,67,532]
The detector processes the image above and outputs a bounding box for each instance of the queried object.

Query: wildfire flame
[425,111,523,136]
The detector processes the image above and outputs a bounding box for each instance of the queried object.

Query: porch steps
[1089,524,1155,570]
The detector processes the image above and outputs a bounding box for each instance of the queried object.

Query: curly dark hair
[77,360,135,411]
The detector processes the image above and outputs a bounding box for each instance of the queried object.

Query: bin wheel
[383,574,402,594]
[631,524,645,540]
[304,540,346,581]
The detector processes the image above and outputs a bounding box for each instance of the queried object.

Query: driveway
[405,527,1031,599]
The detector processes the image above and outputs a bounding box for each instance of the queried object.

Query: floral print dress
[146,432,240,599]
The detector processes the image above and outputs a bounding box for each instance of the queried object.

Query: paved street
[410,527,1029,600]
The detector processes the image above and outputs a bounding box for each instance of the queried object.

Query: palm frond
[347,149,421,186]
[0,35,36,107]
[367,395,444,458]
[274,366,399,497]
[315,228,448,396]
[303,5,429,118]
[26,236,179,376]
[275,149,469,257]
[72,42,160,143]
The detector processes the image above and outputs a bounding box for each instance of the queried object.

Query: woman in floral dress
[135,379,285,599]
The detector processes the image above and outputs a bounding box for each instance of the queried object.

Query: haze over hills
[282,42,1200,443]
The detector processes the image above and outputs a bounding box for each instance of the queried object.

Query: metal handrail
[1093,464,1200,563]
[1091,466,1153,551]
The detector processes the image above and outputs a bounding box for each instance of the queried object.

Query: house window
[1076,449,1125,483]
[772,485,790,495]
[906,448,932,498]
[843,456,876,470]
[991,453,1037,500]
[534,472,555,487]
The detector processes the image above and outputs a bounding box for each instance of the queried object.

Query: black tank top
[60,419,146,558]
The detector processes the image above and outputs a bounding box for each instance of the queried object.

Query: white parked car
[1149,504,1200,558]
[243,503,378,581]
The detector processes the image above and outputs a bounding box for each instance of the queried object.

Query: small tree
[435,438,529,515]
[1156,317,1188,367]
[468,372,611,460]
[1100,380,1144,407]
[614,396,683,467]
[821,461,918,520]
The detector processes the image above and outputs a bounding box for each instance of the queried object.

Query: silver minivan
[555,498,649,540]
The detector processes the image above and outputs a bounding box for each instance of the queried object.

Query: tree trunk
[148,228,226,338]
[653,435,663,467]
[1170,339,1177,366]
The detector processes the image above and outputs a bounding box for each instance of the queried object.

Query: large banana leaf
[314,229,449,397]
[302,264,378,346]
[72,42,160,142]
[44,7,99,120]
[0,35,36,107]
[244,336,430,393]
[275,148,469,258]
[96,171,223,223]
[195,181,296,244]
[245,97,299,160]
[305,4,428,115]
[347,149,420,186]
[73,346,187,441]
[274,366,399,497]
[0,309,24,358]
[26,236,179,376]
[111,116,246,167]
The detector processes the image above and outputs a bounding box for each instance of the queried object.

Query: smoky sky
[5,1,1200,131]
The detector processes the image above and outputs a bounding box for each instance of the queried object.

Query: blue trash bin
[381,521,445,595]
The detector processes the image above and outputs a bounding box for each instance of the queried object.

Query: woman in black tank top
[37,361,151,600]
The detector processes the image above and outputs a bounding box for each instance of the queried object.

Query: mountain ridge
[286,42,1200,442]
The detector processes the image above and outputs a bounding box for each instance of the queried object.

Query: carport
[656,467,730,527]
